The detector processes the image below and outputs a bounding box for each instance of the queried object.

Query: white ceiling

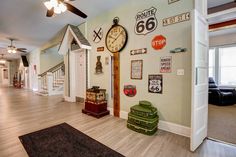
[208,0,234,8]
[0,0,127,60]
[0,0,235,60]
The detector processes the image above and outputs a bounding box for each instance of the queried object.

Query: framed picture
[131,60,143,80]
[148,75,163,94]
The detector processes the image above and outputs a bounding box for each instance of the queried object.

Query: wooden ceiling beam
[208,1,236,14]
[209,19,236,31]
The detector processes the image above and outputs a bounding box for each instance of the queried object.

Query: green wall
[86,0,194,127]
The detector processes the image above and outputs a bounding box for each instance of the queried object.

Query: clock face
[105,25,128,53]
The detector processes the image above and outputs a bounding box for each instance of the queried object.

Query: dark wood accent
[208,2,236,14]
[113,52,120,117]
[209,19,236,30]
[82,101,110,118]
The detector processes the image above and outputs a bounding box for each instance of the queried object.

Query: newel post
[38,76,42,92]
[47,72,53,95]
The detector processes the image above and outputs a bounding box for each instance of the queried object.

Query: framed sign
[135,7,158,35]
[168,0,180,4]
[160,56,172,73]
[163,12,190,27]
[148,75,163,94]
[131,60,143,80]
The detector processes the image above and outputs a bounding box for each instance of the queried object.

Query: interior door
[191,10,209,151]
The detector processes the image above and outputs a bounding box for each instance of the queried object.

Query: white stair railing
[38,62,64,95]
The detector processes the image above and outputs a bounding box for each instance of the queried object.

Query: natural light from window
[219,46,236,86]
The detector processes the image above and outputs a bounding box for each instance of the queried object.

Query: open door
[191,10,209,151]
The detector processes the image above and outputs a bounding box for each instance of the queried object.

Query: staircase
[37,62,65,96]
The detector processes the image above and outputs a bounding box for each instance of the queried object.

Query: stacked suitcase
[127,101,159,135]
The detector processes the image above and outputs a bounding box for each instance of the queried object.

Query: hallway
[0,87,236,157]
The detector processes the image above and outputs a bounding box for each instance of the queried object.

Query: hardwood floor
[0,86,236,157]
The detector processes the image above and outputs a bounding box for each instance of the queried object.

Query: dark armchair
[208,77,236,106]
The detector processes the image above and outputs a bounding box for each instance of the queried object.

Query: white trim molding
[64,96,76,102]
[107,107,190,137]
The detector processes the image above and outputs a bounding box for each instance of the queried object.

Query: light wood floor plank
[0,86,236,157]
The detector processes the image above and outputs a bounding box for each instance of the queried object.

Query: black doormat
[19,123,124,157]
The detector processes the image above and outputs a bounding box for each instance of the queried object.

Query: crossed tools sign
[93,27,103,43]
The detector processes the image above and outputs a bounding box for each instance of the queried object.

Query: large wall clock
[105,17,128,53]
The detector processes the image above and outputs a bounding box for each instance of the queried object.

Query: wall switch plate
[177,69,185,76]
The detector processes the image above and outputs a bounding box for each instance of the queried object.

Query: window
[219,46,236,86]
[208,48,215,78]
[210,45,236,86]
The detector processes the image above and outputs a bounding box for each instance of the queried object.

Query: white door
[74,49,86,99]
[191,10,209,151]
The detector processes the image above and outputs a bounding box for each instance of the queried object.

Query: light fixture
[7,46,17,54]
[44,0,67,14]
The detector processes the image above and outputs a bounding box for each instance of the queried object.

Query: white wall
[87,0,193,127]
[28,48,40,91]
[40,45,63,74]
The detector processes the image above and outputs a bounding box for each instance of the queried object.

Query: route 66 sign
[135,7,158,35]
[93,27,103,43]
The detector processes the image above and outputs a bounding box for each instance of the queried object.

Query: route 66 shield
[135,7,158,35]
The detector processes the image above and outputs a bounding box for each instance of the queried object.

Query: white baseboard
[64,96,76,102]
[107,107,190,137]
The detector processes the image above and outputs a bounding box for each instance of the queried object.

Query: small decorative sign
[124,85,137,97]
[170,47,187,53]
[148,75,163,94]
[105,57,109,65]
[130,48,147,55]
[135,7,158,35]
[152,35,166,50]
[95,56,103,74]
[93,27,103,43]
[131,60,143,80]
[168,0,180,4]
[97,47,104,52]
[160,56,172,73]
[163,12,190,27]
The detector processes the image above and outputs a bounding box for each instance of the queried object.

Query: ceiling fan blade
[46,8,54,17]
[18,50,27,53]
[64,2,87,18]
[17,48,27,51]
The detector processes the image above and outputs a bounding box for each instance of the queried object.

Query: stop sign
[152,35,166,50]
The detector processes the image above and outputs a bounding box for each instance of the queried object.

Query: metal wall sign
[97,47,104,52]
[168,0,180,4]
[152,35,166,50]
[163,12,190,27]
[160,56,172,73]
[135,7,158,35]
[148,75,163,94]
[130,48,147,55]
[93,27,103,43]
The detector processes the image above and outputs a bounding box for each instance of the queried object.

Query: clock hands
[112,30,124,44]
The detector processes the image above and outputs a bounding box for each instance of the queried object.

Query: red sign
[152,35,166,50]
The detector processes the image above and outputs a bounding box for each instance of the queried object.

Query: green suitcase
[128,112,159,129]
[127,122,157,136]
[130,103,157,119]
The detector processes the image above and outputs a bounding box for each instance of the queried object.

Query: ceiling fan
[44,0,87,18]
[5,38,27,54]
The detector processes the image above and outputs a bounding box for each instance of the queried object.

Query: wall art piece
[160,56,172,73]
[95,56,103,74]
[170,47,187,53]
[130,48,147,55]
[163,12,190,27]
[134,7,158,35]
[168,0,180,4]
[97,47,104,52]
[152,35,166,50]
[105,57,109,65]
[93,27,103,43]
[123,85,137,97]
[131,60,143,80]
[148,75,163,94]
